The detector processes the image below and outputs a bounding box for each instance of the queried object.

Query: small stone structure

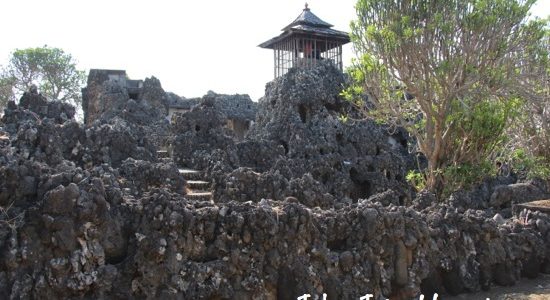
[82,69,144,124]
[82,70,257,141]
[206,91,257,140]
[166,92,198,122]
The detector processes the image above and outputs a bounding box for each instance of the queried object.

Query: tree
[3,46,85,107]
[344,0,548,194]
[507,28,550,163]
[0,71,16,110]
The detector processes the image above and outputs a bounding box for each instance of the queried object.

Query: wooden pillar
[273,49,277,78]
[339,45,343,71]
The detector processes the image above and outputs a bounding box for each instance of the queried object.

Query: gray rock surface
[82,70,171,149]
[210,62,415,208]
[490,180,550,208]
[166,92,197,110]
[139,76,168,114]
[205,91,257,122]
[82,69,129,124]
[171,97,235,169]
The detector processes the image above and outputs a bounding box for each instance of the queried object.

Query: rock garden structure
[0,7,549,300]
[0,60,549,299]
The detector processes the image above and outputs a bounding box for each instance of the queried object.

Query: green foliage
[442,160,495,195]
[505,26,550,165]
[0,73,16,110]
[507,149,550,180]
[445,96,522,165]
[407,160,495,196]
[337,114,349,123]
[4,45,85,107]
[406,170,426,191]
[347,0,548,195]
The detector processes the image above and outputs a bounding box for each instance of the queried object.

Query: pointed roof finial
[305,2,309,10]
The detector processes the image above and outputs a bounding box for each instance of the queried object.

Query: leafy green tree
[0,71,16,110]
[505,27,550,166]
[4,46,85,107]
[344,0,548,194]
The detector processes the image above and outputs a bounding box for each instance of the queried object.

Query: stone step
[185,191,213,201]
[179,169,212,201]
[187,180,211,190]
[157,150,169,159]
[178,168,205,181]
[513,199,550,215]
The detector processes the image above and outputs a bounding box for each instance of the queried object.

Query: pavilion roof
[283,4,333,30]
[259,4,350,49]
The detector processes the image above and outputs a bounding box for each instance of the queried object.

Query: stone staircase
[157,149,169,159]
[179,168,213,201]
[156,149,213,202]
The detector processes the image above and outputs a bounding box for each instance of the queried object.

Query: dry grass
[0,201,24,231]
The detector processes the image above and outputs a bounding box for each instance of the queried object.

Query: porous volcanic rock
[0,93,190,298]
[212,62,415,208]
[171,95,235,170]
[82,70,130,125]
[82,70,172,149]
[205,91,257,123]
[139,76,168,114]
[170,91,258,169]
[490,179,550,208]
[1,65,550,300]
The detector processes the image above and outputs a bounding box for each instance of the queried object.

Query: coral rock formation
[0,63,549,299]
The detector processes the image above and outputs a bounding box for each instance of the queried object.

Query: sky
[0,0,549,101]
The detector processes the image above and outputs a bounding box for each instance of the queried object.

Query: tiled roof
[259,4,350,49]
[289,24,349,38]
[283,5,333,30]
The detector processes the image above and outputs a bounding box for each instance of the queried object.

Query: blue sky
[0,0,548,101]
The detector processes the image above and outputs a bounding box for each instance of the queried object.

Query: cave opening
[280,140,289,155]
[349,168,372,201]
[298,104,308,123]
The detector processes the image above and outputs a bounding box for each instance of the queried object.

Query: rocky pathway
[446,273,550,300]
